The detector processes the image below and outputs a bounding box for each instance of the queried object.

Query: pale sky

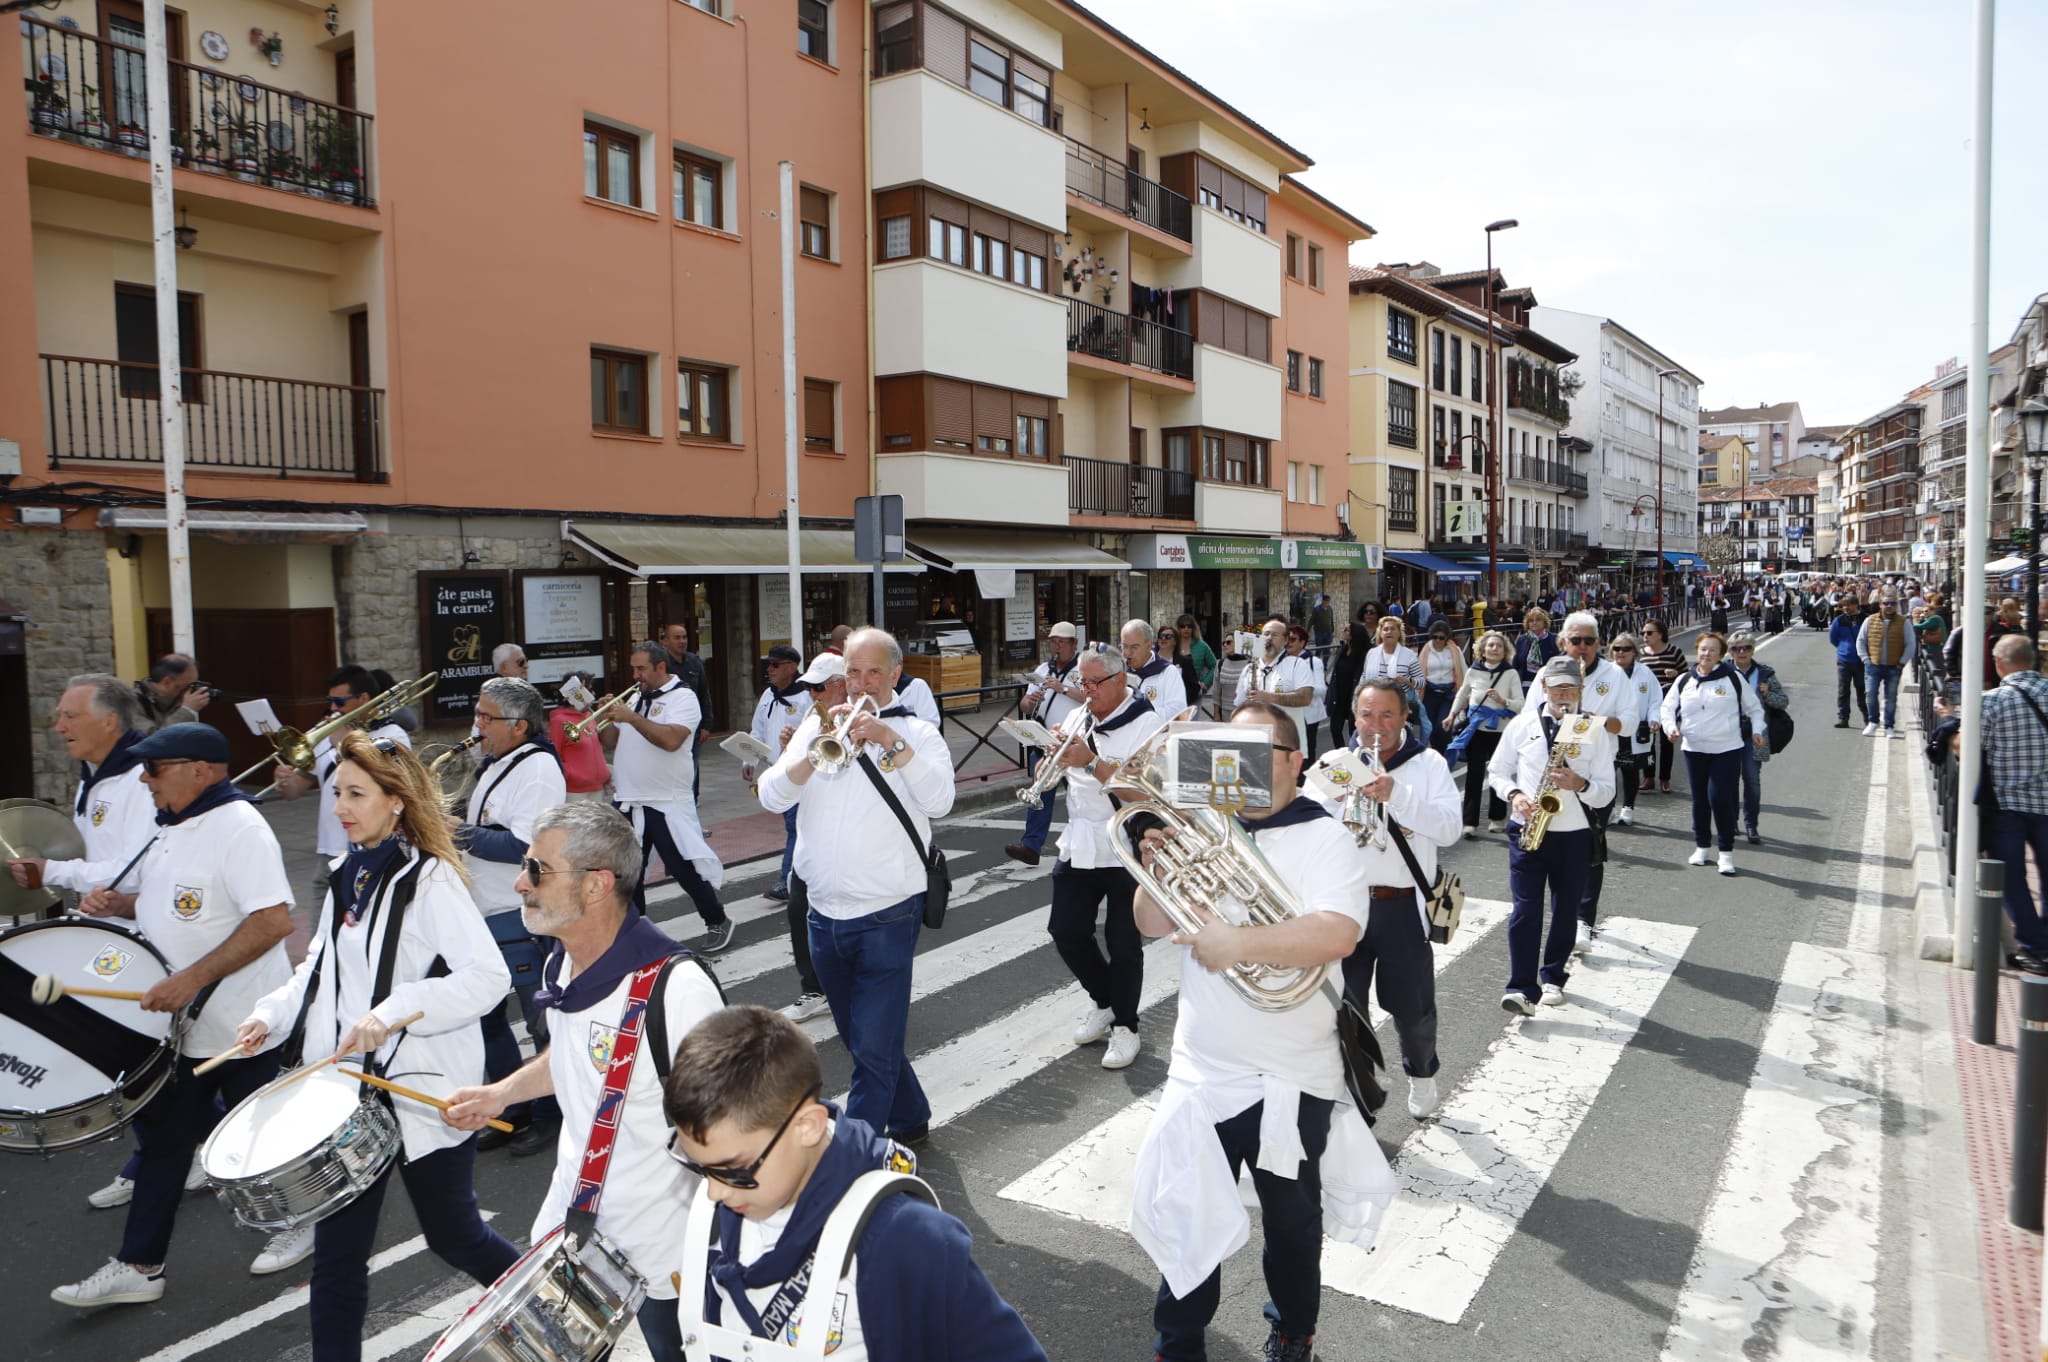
[1082,0,2046,428]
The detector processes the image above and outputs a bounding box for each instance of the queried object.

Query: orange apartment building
[0,0,1368,799]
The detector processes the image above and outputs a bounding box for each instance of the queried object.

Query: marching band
[3,611,1717,1359]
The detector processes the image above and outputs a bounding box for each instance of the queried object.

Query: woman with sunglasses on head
[1660,632,1767,876]
[1606,633,1665,826]
[1724,631,1788,845]
[235,732,519,1362]
[1417,620,1465,752]
[1447,629,1522,836]
[1638,620,1687,793]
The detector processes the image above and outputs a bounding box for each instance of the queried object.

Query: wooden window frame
[803,377,837,452]
[799,184,832,259]
[877,186,1048,293]
[1387,381,1418,448]
[1285,233,1302,280]
[677,359,733,443]
[1285,350,1301,392]
[1387,308,1418,364]
[113,281,203,401]
[1307,243,1324,290]
[1308,357,1324,399]
[591,348,648,435]
[1173,425,1270,489]
[797,0,830,61]
[674,150,723,229]
[875,373,1060,460]
[584,121,641,209]
[1431,329,1445,389]
[1389,466,1418,531]
[873,0,917,74]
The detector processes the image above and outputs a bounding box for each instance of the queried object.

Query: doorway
[97,1,186,135]
[146,607,336,775]
[1184,569,1221,653]
[648,577,730,731]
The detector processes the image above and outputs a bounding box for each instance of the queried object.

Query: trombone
[564,691,633,743]
[233,672,440,797]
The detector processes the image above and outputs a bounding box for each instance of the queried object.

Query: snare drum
[0,919,179,1153]
[203,1066,401,1230]
[425,1225,647,1362]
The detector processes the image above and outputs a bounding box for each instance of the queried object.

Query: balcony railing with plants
[23,20,374,206]
[43,355,386,481]
[1065,454,1195,520]
[1506,356,1572,424]
[1064,139,1192,242]
[1067,298,1194,380]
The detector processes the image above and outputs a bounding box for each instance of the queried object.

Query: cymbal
[0,800,85,918]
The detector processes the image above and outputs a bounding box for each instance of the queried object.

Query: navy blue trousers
[809,897,930,1137]
[119,1049,282,1266]
[1504,825,1591,1000]
[1684,748,1745,852]
[1340,892,1439,1077]
[633,807,728,926]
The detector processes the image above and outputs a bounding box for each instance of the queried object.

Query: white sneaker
[781,992,830,1023]
[1487,819,1504,833]
[1071,1006,1115,1046]
[1101,1026,1141,1070]
[1887,728,1903,740]
[185,1152,208,1193]
[1462,824,1477,841]
[51,1258,164,1308]
[1407,1075,1440,1119]
[1862,723,1878,737]
[1500,991,1537,1017]
[251,1224,315,1276]
[86,1175,134,1210]
[1718,851,1738,876]
[1574,920,1593,955]
[1540,983,1566,1006]
[1616,806,1633,826]
[1687,848,1712,867]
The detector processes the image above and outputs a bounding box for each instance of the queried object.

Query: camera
[189,683,223,701]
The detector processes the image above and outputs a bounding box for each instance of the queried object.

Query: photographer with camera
[133,653,216,731]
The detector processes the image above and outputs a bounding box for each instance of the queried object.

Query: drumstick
[340,1068,516,1133]
[191,1042,251,1076]
[30,974,145,1005]
[266,1010,428,1093]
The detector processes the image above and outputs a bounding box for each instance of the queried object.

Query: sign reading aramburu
[417,570,510,721]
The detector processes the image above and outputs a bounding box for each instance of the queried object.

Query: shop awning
[1384,551,1481,581]
[1661,551,1706,568]
[905,530,1127,573]
[97,508,369,543]
[1986,554,2029,573]
[563,521,922,576]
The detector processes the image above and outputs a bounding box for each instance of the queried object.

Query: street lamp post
[1484,218,1518,602]
[2022,396,2048,644]
[1654,367,1682,608]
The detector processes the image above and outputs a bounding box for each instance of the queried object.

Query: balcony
[1063,139,1192,250]
[1065,455,1195,521]
[23,21,374,207]
[1066,298,1193,382]
[42,355,385,482]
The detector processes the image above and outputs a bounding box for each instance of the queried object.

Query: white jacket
[45,762,157,894]
[1615,663,1666,755]
[1660,665,1766,756]
[247,850,509,1161]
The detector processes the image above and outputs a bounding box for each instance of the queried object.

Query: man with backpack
[1726,632,1790,845]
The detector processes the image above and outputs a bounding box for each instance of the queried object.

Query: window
[1286,351,1302,392]
[1389,466,1418,531]
[114,284,201,399]
[968,37,1008,104]
[929,215,967,266]
[673,151,721,228]
[1471,343,1483,403]
[971,231,1007,279]
[1016,412,1049,457]
[876,374,1055,458]
[1431,330,1445,389]
[1161,154,1268,235]
[1307,244,1324,290]
[590,349,647,434]
[1008,245,1046,291]
[1387,381,1418,448]
[881,214,912,260]
[681,0,721,13]
[1287,461,1301,501]
[584,122,640,208]
[959,31,1050,125]
[800,185,832,258]
[1309,464,1324,505]
[1184,292,1273,363]
[1449,409,1464,462]
[1011,62,1048,125]
[677,360,732,442]
[1387,308,1417,364]
[1285,233,1302,280]
[1308,357,1324,399]
[1165,432,1192,475]
[1201,434,1223,480]
[880,186,1048,291]
[1432,404,1446,456]
[804,378,836,451]
[797,0,830,59]
[874,1,915,73]
[1448,337,1462,397]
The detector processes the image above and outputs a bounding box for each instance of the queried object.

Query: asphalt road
[2,622,1926,1362]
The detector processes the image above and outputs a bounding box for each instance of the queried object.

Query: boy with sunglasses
[665,1005,1047,1362]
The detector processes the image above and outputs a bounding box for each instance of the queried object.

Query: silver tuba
[1018,711,1097,810]
[1104,722,1328,1012]
[807,694,879,774]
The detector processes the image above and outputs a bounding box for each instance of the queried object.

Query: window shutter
[800,187,829,230]
[973,384,1011,441]
[969,205,1005,240]
[1196,158,1222,201]
[923,5,967,85]
[878,376,920,447]
[1223,303,1246,356]
[1008,221,1048,255]
[804,379,834,444]
[1247,313,1270,363]
[927,191,969,228]
[931,378,973,446]
[1013,53,1050,90]
[1221,174,1245,217]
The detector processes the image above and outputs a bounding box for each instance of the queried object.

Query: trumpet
[417,734,483,805]
[1018,711,1097,810]
[564,691,632,743]
[1349,737,1390,851]
[807,694,879,774]
[234,671,440,793]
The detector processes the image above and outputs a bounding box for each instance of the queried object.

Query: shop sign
[1134,535,1379,572]
[516,570,605,686]
[417,570,509,721]
[1184,535,1281,569]
[1295,540,1373,570]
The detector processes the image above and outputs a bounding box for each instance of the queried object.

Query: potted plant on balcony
[262,144,302,189]
[226,114,261,180]
[71,85,108,144]
[115,120,148,156]
[251,28,284,66]
[29,77,68,137]
[189,127,223,173]
[322,118,361,201]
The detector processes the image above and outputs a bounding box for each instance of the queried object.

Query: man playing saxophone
[1045,647,1163,1071]
[1129,701,1392,1362]
[1486,657,1615,1015]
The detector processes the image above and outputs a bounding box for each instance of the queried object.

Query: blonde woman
[236,732,517,1362]
[1448,630,1523,835]
[1417,619,1466,751]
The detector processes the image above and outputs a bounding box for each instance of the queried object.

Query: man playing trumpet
[1007,620,1084,867]
[1233,617,1319,753]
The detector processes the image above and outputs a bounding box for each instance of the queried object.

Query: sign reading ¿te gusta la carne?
[418,570,509,721]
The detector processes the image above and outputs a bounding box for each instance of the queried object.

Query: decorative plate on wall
[288,92,307,115]
[58,16,79,29]
[236,80,259,103]
[199,29,230,61]
[37,52,66,81]
[267,120,293,152]
[199,71,222,90]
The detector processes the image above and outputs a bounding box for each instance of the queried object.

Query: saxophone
[1518,712,1583,852]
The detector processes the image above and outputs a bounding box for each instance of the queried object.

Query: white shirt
[1615,663,1665,755]
[611,680,699,804]
[751,686,815,758]
[133,798,295,1057]
[464,741,569,913]
[1660,666,1766,755]
[534,952,725,1301]
[895,676,942,728]
[1128,657,1187,719]
[45,761,157,894]
[712,1123,869,1359]
[247,852,509,1160]
[1055,696,1166,870]
[314,723,412,859]
[1420,644,1460,686]
[1310,744,1461,912]
[1485,705,1617,833]
[1027,656,1083,732]
[759,700,955,919]
[1358,645,1421,689]
[1231,654,1320,749]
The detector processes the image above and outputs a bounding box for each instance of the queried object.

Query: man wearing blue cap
[51,722,297,1310]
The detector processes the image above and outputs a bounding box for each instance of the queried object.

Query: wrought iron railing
[22,19,374,206]
[1065,454,1195,520]
[1064,139,1192,242]
[42,355,386,481]
[1066,298,1194,380]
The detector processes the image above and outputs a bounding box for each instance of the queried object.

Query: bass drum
[0,919,180,1152]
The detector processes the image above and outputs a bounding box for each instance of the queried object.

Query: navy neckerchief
[532,913,678,1014]
[1046,655,1077,681]
[157,777,252,827]
[769,679,809,706]
[1236,797,1332,837]
[1091,693,1154,737]
[77,728,149,815]
[634,677,681,716]
[872,690,911,719]
[1366,731,1428,773]
[1135,655,1171,681]
[338,834,408,928]
[704,1108,903,1336]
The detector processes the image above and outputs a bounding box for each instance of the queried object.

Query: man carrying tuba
[1129,701,1394,1362]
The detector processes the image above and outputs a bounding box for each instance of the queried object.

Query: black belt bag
[858,755,951,929]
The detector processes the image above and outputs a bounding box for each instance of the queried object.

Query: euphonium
[1104,725,1327,1012]
[807,694,879,774]
[1018,712,1097,810]
[1518,710,1582,852]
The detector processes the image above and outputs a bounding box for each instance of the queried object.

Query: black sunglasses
[666,1083,821,1189]
[520,856,600,882]
[142,757,198,778]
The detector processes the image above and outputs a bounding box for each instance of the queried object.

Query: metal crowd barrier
[932,680,1034,781]
[1916,655,1962,883]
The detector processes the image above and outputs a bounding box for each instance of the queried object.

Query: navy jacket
[1829,615,1861,664]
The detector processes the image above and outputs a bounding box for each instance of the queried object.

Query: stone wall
[4,529,118,801]
[337,516,571,677]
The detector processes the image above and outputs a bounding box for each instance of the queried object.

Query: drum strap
[565,959,666,1248]
[281,857,428,1072]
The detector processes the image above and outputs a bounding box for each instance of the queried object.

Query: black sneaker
[765,883,790,902]
[508,1112,561,1158]
[1745,828,1761,845]
[1004,842,1041,867]
[888,1122,931,1146]
[477,1117,527,1153]
[699,919,737,954]
[1834,719,1850,729]
[2014,950,2048,977]
[1262,1329,1317,1362]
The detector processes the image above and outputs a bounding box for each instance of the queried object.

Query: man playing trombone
[269,665,412,904]
[1045,646,1163,1072]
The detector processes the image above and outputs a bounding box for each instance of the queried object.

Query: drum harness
[278,855,435,1090]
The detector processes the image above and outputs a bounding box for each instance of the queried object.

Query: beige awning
[906,529,1127,573]
[563,521,922,576]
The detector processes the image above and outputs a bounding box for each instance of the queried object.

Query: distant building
[1698,478,1819,574]
[1700,401,1807,474]
[1698,433,1749,488]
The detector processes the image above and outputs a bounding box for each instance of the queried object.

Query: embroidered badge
[1711,685,1728,698]
[1146,686,1159,701]
[1326,766,1353,786]
[587,1022,617,1072]
[91,945,131,977]
[1594,682,1611,696]
[91,800,110,828]
[172,884,204,920]
[878,754,896,773]
[885,1142,918,1175]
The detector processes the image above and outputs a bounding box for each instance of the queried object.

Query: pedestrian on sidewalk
[1447,629,1521,836]
[1856,592,1916,738]
[1726,632,1787,845]
[1829,603,1870,729]
[1936,634,2048,973]
[1608,632,1663,826]
[1640,620,1686,794]
[1660,632,1767,876]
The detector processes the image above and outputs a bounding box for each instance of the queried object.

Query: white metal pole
[1954,0,1994,970]
[779,161,803,653]
[144,0,193,656]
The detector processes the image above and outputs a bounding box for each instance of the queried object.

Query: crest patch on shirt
[1594,682,1611,696]
[172,884,204,919]
[91,945,131,977]
[1326,766,1353,786]
[784,1294,848,1353]
[1145,686,1159,701]
[1710,685,1729,698]
[90,800,110,828]
[587,1022,617,1072]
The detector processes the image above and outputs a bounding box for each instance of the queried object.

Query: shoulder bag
[1385,821,1466,945]
[857,755,952,929]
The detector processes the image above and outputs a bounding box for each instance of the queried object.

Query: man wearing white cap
[768,652,846,1023]
[745,645,812,903]
[1008,622,1085,867]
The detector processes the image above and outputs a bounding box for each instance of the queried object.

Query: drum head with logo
[0,920,173,1114]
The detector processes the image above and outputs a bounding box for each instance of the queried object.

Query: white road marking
[1847,729,1887,955]
[997,897,1510,1226]
[1656,943,1884,1362]
[800,899,1061,1047]
[1325,916,1695,1322]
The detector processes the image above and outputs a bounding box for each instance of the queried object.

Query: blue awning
[1661,551,1705,568]
[1385,551,1481,581]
